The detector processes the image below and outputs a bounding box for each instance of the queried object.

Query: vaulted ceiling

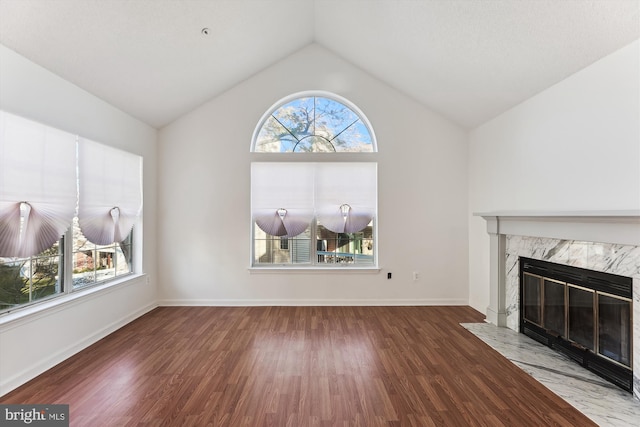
[0,0,638,129]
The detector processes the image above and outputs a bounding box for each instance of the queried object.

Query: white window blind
[0,111,77,257]
[251,162,376,236]
[78,139,142,245]
[315,162,376,233]
[252,163,315,237]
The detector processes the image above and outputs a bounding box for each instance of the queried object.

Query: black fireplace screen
[520,257,633,392]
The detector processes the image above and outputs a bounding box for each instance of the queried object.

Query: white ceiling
[0,0,638,129]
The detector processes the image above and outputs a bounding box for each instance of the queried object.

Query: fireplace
[475,211,640,402]
[520,257,633,392]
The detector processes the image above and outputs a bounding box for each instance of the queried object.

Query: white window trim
[0,110,144,315]
[250,91,378,270]
[0,272,147,328]
[248,267,381,273]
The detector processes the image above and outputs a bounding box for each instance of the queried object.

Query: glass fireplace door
[567,285,595,352]
[598,293,632,368]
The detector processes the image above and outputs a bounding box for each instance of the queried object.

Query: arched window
[252,92,377,153]
[250,92,378,268]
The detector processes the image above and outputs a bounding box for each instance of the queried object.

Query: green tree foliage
[0,262,28,309]
[0,248,59,310]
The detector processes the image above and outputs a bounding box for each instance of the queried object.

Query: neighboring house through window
[251,91,378,268]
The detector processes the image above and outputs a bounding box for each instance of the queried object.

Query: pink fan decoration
[317,204,373,234]
[0,202,72,257]
[254,208,312,237]
[77,206,139,246]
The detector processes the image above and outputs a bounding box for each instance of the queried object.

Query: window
[279,237,289,250]
[72,217,133,289]
[0,110,141,313]
[0,241,62,311]
[251,92,377,268]
[253,93,376,153]
[0,221,134,311]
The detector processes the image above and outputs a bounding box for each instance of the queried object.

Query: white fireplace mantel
[473,210,640,326]
[475,210,640,246]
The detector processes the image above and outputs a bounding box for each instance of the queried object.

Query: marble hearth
[475,211,640,402]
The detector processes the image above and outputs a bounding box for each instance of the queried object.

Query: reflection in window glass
[0,242,62,311]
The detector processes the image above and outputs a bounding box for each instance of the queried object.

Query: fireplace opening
[519,257,633,392]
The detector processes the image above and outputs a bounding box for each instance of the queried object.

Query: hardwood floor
[1,306,596,426]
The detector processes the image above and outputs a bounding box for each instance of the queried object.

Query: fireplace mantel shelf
[474,210,640,247]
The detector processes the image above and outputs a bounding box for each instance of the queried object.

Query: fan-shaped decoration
[0,202,73,257]
[254,208,312,237]
[77,206,139,246]
[78,139,142,245]
[0,111,77,258]
[317,204,374,234]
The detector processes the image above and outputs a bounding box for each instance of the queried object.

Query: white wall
[0,45,158,395]
[158,44,469,305]
[468,40,640,313]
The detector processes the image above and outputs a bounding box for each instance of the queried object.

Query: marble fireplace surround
[475,211,640,402]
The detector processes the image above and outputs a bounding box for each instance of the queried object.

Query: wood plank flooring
[1,306,597,426]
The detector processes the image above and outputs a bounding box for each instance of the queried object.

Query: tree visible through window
[0,220,134,312]
[0,110,140,313]
[251,92,378,268]
[253,94,375,153]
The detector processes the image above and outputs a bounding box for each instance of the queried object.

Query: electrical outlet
[412,271,419,281]
[387,272,392,279]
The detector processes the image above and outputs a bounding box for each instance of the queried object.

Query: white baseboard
[0,302,157,397]
[157,298,469,306]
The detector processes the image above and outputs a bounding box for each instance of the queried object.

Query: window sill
[248,267,381,274]
[0,273,148,329]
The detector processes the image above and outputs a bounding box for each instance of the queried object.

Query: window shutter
[78,139,142,245]
[0,111,77,257]
[251,163,314,237]
[315,163,376,233]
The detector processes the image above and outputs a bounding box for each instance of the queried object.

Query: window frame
[250,91,378,271]
[0,111,143,315]
[251,90,378,153]
[252,216,376,269]
[0,221,137,315]
[0,240,64,311]
[279,237,289,250]
[71,219,135,290]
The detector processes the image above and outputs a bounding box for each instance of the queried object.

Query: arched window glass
[252,92,376,153]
